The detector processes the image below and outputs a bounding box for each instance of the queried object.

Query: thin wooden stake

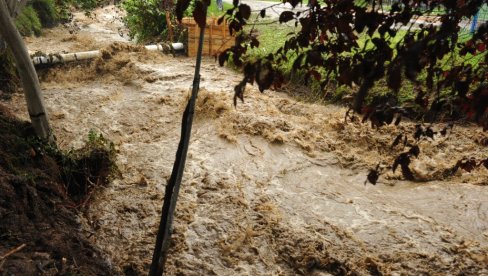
[165,11,174,42]
[148,3,208,276]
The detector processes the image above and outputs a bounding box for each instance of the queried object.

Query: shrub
[13,0,108,36]
[121,0,230,43]
[31,0,58,27]
[53,0,74,23]
[14,0,64,36]
[15,6,42,36]
[33,129,119,204]
[122,0,167,42]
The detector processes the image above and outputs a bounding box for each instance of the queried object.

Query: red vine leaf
[239,4,251,20]
[234,80,246,106]
[256,63,275,92]
[217,16,224,25]
[391,134,403,149]
[387,63,402,92]
[176,0,191,22]
[279,11,294,23]
[365,164,381,185]
[193,1,207,29]
[285,0,302,8]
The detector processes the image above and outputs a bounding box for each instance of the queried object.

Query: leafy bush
[122,0,167,42]
[15,6,42,36]
[15,0,63,36]
[122,0,230,43]
[31,0,58,27]
[34,129,119,204]
[53,0,74,22]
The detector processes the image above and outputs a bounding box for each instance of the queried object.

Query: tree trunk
[6,0,28,17]
[0,0,26,50]
[0,0,53,141]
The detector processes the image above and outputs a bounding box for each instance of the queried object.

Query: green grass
[207,1,233,16]
[246,19,408,57]
[242,18,484,106]
[245,20,297,59]
[15,6,42,36]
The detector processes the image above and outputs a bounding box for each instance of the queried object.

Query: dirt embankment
[1,4,487,276]
[0,105,116,275]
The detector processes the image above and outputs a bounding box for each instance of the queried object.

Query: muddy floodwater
[5,5,488,275]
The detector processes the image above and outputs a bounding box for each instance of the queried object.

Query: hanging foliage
[196,0,487,131]
[172,0,487,183]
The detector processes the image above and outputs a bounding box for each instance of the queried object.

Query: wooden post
[165,11,174,42]
[149,3,208,275]
[0,0,53,141]
[162,0,174,42]
[209,18,213,55]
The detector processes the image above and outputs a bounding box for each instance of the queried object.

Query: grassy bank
[242,16,483,108]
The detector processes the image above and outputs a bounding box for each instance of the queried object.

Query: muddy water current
[5,6,487,275]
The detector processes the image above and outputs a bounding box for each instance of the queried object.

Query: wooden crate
[182,17,235,57]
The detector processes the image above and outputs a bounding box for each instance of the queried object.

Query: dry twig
[0,243,26,260]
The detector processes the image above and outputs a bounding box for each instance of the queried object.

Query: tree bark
[1,0,28,47]
[0,0,53,141]
[6,0,28,18]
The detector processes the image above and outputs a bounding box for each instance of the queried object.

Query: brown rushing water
[5,6,487,275]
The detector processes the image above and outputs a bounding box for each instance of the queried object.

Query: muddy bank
[0,105,116,275]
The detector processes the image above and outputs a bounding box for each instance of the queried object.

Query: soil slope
[0,106,115,275]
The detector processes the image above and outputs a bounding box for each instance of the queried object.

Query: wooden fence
[182,17,235,57]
